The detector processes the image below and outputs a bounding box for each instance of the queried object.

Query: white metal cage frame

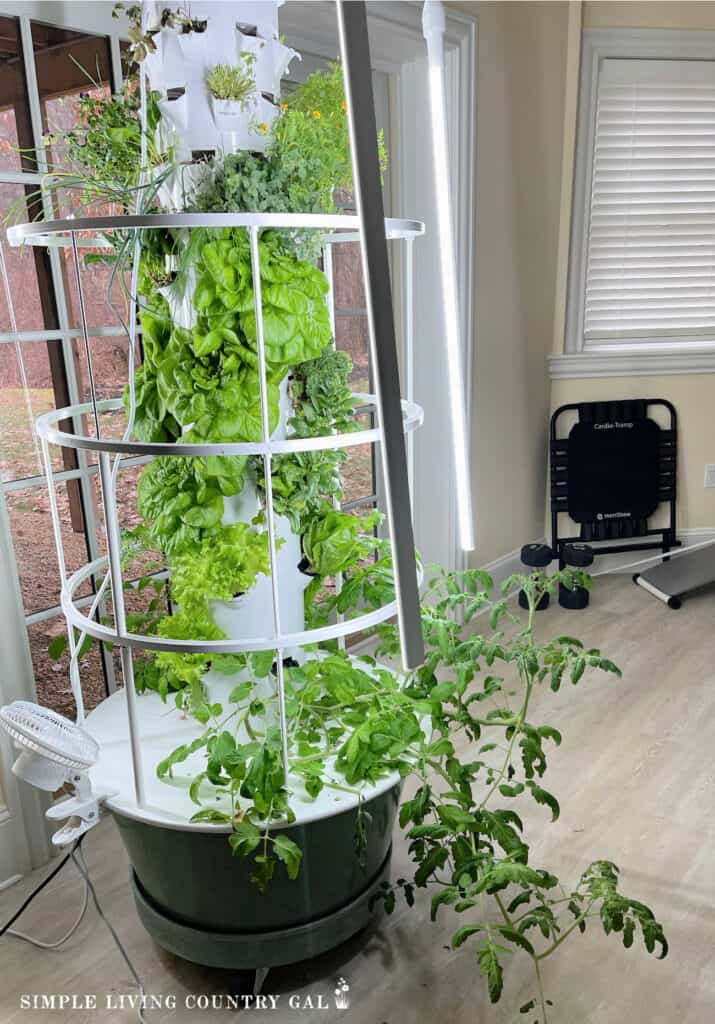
[9,210,425,809]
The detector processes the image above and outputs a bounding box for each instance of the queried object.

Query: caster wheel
[667,596,682,610]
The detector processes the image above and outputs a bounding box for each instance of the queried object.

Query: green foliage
[367,568,666,1021]
[253,348,356,533]
[44,76,164,208]
[270,62,387,212]
[194,228,332,372]
[169,522,272,618]
[132,523,272,703]
[290,348,356,438]
[130,229,331,447]
[305,533,396,630]
[302,507,380,577]
[153,566,666,1019]
[190,63,386,230]
[135,456,234,555]
[206,55,256,104]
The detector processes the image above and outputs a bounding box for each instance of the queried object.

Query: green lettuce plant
[133,522,273,705]
[301,507,380,577]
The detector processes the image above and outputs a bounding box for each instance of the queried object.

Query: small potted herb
[206,55,258,137]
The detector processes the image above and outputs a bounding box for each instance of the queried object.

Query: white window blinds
[584,58,715,342]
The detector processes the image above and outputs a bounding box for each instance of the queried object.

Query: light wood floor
[2,575,715,1023]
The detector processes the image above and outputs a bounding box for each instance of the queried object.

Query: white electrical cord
[2,838,146,1022]
[70,845,147,1024]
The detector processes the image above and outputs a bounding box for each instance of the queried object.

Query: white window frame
[563,27,715,378]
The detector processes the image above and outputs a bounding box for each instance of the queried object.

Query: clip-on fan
[0,701,111,846]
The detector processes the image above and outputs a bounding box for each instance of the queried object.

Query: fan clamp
[0,701,115,847]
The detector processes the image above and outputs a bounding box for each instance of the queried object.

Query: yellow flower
[313,110,321,120]
[258,122,269,134]
[341,101,347,111]
[280,102,288,111]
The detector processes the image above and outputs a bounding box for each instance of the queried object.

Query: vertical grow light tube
[422,0,475,553]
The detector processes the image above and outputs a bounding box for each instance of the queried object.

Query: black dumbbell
[559,543,594,609]
[518,543,553,610]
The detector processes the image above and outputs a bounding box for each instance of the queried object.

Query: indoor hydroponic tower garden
[8,0,427,978]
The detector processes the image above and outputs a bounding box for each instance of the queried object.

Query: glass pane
[342,412,376,506]
[342,443,375,505]
[332,241,365,310]
[73,332,134,405]
[91,464,167,583]
[31,21,113,152]
[0,185,46,334]
[27,613,106,719]
[0,340,66,482]
[7,482,92,615]
[0,17,35,174]
[119,40,133,81]
[335,314,370,392]
[60,236,130,331]
[30,22,120,327]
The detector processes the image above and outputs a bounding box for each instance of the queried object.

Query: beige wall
[551,1,715,537]
[441,1,715,564]
[449,1,571,564]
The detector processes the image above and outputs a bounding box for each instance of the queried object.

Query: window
[568,31,715,358]
[0,13,125,717]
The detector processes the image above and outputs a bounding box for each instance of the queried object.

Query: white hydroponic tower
[4,0,427,981]
[145,1,298,159]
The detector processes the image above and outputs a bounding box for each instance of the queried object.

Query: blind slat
[584,60,715,339]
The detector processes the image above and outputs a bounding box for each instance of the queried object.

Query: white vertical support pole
[249,227,291,789]
[323,241,346,650]
[98,451,145,806]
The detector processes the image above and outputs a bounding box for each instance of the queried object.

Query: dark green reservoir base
[112,784,399,969]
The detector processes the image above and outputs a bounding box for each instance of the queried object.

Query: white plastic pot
[209,95,275,154]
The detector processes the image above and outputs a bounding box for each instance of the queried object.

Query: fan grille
[0,701,98,771]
